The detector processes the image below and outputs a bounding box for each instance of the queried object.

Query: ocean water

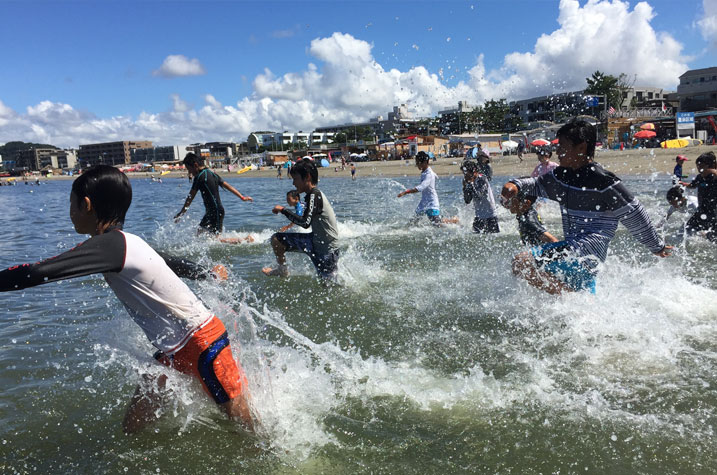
[0,172,715,474]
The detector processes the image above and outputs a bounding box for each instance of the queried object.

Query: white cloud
[153,54,206,78]
[0,0,692,148]
[698,0,717,45]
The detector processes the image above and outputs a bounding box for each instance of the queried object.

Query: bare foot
[262,266,288,277]
[245,235,255,243]
[212,264,229,281]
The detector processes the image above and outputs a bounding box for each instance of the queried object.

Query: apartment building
[78,141,152,167]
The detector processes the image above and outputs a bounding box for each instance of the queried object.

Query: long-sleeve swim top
[510,163,664,266]
[0,230,214,354]
[281,188,339,256]
[463,174,497,219]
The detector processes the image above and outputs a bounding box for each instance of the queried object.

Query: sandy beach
[17,144,712,183]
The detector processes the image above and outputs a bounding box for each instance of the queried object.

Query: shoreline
[14,145,712,182]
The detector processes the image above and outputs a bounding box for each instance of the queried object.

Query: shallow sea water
[0,171,715,474]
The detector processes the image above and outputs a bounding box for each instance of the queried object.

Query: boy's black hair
[515,176,537,204]
[286,189,301,200]
[536,146,552,157]
[666,186,684,201]
[696,151,717,168]
[290,158,319,184]
[460,160,478,174]
[72,165,132,226]
[415,151,430,164]
[556,118,596,158]
[183,152,203,168]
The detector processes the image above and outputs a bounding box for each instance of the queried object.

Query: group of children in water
[0,119,715,436]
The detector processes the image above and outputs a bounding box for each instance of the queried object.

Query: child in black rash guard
[680,151,717,242]
[0,165,255,434]
[501,187,559,246]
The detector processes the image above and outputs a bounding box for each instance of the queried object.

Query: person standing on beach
[174,153,253,235]
[502,119,670,295]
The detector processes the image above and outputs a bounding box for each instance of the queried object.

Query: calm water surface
[0,171,715,474]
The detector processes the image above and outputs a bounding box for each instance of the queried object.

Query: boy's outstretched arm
[0,233,125,292]
[175,189,198,221]
[221,182,252,202]
[155,251,228,281]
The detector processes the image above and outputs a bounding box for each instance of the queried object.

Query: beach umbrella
[634,130,656,139]
[531,139,550,146]
[551,138,559,144]
[639,123,655,130]
[502,140,519,148]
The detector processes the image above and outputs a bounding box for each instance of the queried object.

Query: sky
[0,0,716,148]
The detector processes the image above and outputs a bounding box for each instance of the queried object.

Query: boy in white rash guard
[397,151,443,225]
[502,119,671,295]
[0,166,255,434]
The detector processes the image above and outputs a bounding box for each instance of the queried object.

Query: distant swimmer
[461,160,499,234]
[0,166,256,434]
[502,119,671,295]
[398,151,457,226]
[174,153,253,235]
[655,186,698,235]
[262,158,340,280]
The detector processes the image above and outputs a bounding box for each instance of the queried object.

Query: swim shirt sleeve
[0,231,126,292]
[463,180,475,204]
[613,189,665,253]
[155,251,212,280]
[281,189,322,228]
[415,170,431,192]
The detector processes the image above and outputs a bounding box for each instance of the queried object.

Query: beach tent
[501,140,519,149]
[320,158,330,167]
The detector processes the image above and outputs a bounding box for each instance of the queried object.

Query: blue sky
[1,0,715,147]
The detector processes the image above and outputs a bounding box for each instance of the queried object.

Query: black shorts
[199,208,225,234]
[472,217,500,234]
[273,232,340,278]
[686,211,717,241]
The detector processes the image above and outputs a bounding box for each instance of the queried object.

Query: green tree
[482,99,512,133]
[333,132,348,144]
[584,70,634,109]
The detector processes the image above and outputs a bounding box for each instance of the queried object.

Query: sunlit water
[1,170,715,473]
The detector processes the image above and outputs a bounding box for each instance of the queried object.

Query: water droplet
[84,375,93,383]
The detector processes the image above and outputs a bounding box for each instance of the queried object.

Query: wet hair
[183,152,203,168]
[286,189,301,200]
[556,118,596,158]
[72,165,132,226]
[460,160,478,174]
[477,151,490,163]
[515,176,537,204]
[536,146,552,157]
[666,186,684,202]
[290,158,319,184]
[415,151,430,164]
[696,151,717,168]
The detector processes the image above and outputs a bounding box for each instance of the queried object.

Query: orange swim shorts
[154,316,248,404]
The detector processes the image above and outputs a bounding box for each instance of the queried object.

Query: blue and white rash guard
[510,163,664,268]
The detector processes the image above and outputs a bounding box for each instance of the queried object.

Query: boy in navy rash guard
[0,166,255,434]
[502,119,671,295]
[174,153,253,234]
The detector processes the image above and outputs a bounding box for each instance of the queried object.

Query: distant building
[247,132,281,151]
[130,145,190,163]
[437,101,477,134]
[677,67,717,112]
[15,148,76,170]
[314,104,418,141]
[78,141,152,167]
